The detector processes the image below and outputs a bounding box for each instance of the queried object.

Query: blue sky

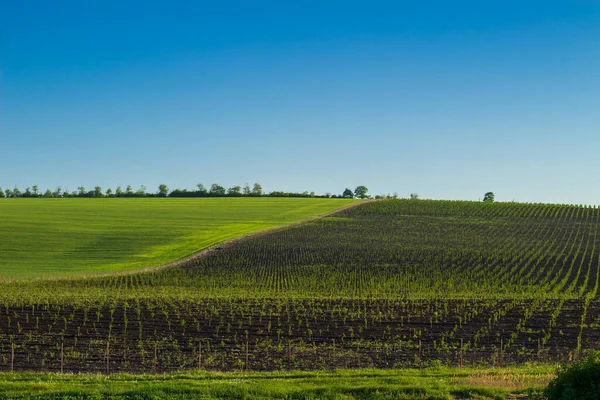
[2,1,599,203]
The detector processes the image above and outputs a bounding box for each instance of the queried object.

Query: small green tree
[0,188,4,198]
[342,188,354,198]
[32,185,39,197]
[252,183,263,196]
[157,184,169,197]
[227,186,242,196]
[242,184,251,196]
[483,192,495,202]
[196,184,207,196]
[210,184,226,196]
[410,193,419,199]
[94,186,103,198]
[354,186,369,199]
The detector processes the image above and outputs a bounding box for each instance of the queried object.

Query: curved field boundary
[81,199,374,279]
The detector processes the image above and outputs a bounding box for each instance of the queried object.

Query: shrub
[544,352,600,400]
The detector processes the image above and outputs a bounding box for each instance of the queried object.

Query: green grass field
[0,198,357,279]
[0,366,555,399]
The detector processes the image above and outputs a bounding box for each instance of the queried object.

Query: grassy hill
[0,198,357,279]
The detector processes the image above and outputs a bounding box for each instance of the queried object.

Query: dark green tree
[342,188,354,198]
[243,184,251,196]
[483,192,495,202]
[252,183,263,196]
[196,184,207,196]
[210,183,226,196]
[94,186,103,197]
[157,184,169,197]
[227,186,242,196]
[354,185,369,199]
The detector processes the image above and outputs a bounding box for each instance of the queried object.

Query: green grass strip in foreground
[0,198,358,279]
[0,366,556,399]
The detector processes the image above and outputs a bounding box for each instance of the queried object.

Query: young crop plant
[0,200,598,371]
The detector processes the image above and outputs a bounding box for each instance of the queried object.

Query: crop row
[0,199,598,372]
[0,298,597,372]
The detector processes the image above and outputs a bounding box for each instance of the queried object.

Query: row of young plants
[0,298,596,372]
[0,199,598,371]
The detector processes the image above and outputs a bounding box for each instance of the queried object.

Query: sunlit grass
[0,365,556,399]
[0,198,357,279]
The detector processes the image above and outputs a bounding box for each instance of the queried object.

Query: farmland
[0,198,357,278]
[0,199,599,375]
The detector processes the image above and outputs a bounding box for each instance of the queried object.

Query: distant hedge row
[0,183,370,199]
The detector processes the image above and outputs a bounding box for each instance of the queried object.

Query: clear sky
[1,1,599,204]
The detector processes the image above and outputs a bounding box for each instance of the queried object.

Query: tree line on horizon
[0,184,372,199]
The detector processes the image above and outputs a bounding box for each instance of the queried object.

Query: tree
[242,184,251,196]
[13,187,21,198]
[0,188,4,198]
[483,192,495,202]
[94,186,103,198]
[78,186,86,197]
[354,186,369,199]
[252,183,263,196]
[342,188,354,198]
[115,186,123,197]
[227,186,242,196]
[53,187,62,198]
[24,187,32,198]
[196,184,207,196]
[210,183,226,196]
[32,185,39,197]
[410,193,419,199]
[157,184,169,197]
[43,189,52,198]
[135,185,146,197]
[125,185,134,197]
[106,188,113,197]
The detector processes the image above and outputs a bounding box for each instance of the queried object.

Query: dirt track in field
[78,199,374,280]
